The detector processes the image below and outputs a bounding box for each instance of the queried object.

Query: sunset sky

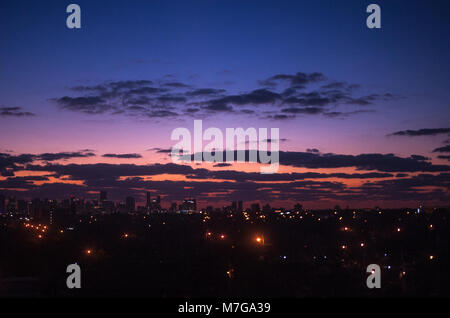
[1,0,449,208]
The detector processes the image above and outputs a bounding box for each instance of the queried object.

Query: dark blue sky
[1,0,449,98]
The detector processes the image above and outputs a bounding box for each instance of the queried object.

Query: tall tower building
[0,194,5,214]
[100,191,107,202]
[126,196,136,212]
[146,192,151,208]
[238,201,243,212]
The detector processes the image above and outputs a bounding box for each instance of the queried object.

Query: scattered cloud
[433,145,450,153]
[51,72,396,120]
[102,153,143,159]
[388,128,450,137]
[0,106,35,117]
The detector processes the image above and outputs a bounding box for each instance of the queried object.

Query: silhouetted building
[101,200,114,213]
[146,192,151,208]
[126,196,136,212]
[30,198,42,219]
[7,196,16,215]
[263,203,271,214]
[70,196,79,215]
[238,200,243,212]
[251,203,261,214]
[100,191,107,202]
[151,195,161,212]
[180,198,196,214]
[17,200,27,215]
[0,194,5,214]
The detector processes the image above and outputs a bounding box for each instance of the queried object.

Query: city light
[255,236,265,245]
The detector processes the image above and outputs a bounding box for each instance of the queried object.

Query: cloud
[185,150,450,172]
[438,155,450,161]
[0,150,95,176]
[37,151,96,161]
[433,145,450,153]
[52,72,395,120]
[260,72,326,87]
[278,151,450,172]
[213,163,232,167]
[281,107,323,115]
[200,89,281,112]
[3,159,448,204]
[54,96,112,114]
[149,148,173,153]
[161,82,190,88]
[102,153,143,159]
[323,110,375,118]
[0,106,35,117]
[186,88,226,96]
[388,128,450,137]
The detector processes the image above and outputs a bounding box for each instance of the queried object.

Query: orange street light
[255,235,265,244]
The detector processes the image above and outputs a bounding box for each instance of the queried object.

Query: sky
[0,0,449,209]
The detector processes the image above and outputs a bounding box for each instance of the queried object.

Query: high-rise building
[126,196,135,212]
[251,203,261,214]
[151,195,161,212]
[238,201,243,212]
[7,196,17,215]
[0,194,5,214]
[17,200,27,215]
[181,198,196,213]
[146,192,151,208]
[100,191,107,202]
[31,198,42,219]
